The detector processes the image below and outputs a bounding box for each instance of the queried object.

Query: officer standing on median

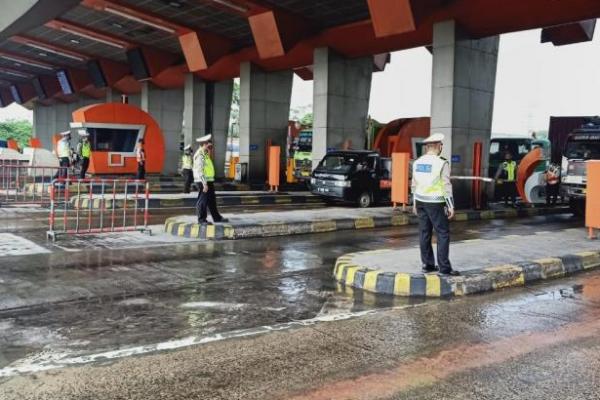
[77,130,91,179]
[181,144,194,194]
[495,151,517,207]
[193,134,228,225]
[411,133,460,276]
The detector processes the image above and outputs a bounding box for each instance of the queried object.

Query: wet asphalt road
[2,268,600,399]
[0,212,586,383]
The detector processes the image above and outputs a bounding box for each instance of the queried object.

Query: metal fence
[47,178,151,241]
[0,160,66,206]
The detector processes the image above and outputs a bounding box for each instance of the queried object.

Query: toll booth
[70,103,165,175]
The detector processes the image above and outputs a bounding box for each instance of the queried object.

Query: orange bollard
[391,152,409,211]
[268,146,281,192]
[586,161,600,240]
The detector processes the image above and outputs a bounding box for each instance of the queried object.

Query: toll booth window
[88,128,140,152]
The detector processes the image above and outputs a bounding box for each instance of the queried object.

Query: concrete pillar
[212,79,233,179]
[312,47,373,168]
[33,103,54,149]
[182,73,206,148]
[141,82,184,175]
[239,62,292,182]
[430,20,499,207]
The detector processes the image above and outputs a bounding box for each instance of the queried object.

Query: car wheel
[358,191,372,208]
[569,198,585,217]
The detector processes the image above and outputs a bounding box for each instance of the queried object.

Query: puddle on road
[0,271,422,377]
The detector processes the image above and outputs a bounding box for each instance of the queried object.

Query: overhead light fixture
[70,39,81,44]
[0,69,30,79]
[1,55,54,70]
[211,0,248,14]
[38,52,48,57]
[59,26,126,49]
[24,42,86,62]
[104,7,176,34]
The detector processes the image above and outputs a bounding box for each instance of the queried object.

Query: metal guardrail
[47,178,151,241]
[0,160,66,206]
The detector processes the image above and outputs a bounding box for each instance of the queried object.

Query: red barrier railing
[47,178,151,241]
[0,160,67,206]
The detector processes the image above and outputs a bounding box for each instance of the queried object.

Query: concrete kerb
[165,206,568,241]
[334,250,600,298]
[70,193,321,210]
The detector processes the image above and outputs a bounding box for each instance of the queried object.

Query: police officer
[181,144,194,194]
[412,133,459,276]
[55,131,71,179]
[193,134,228,225]
[77,130,91,179]
[495,151,517,206]
[136,138,146,180]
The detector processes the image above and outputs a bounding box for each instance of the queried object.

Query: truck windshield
[565,141,600,159]
[319,154,358,173]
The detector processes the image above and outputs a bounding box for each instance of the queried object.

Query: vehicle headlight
[310,178,316,185]
[334,181,351,188]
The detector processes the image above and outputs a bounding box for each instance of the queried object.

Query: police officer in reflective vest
[77,131,91,179]
[495,151,517,206]
[55,131,71,179]
[412,133,459,276]
[193,135,228,225]
[181,144,194,194]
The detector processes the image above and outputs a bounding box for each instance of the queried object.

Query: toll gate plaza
[1,1,600,399]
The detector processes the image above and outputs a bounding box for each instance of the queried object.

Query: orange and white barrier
[0,160,66,206]
[47,178,150,241]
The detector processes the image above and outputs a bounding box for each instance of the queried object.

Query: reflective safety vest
[181,154,193,170]
[204,151,215,182]
[57,139,70,158]
[502,161,516,182]
[81,142,91,158]
[413,154,448,203]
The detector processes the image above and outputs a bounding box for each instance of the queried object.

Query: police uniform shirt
[411,154,455,210]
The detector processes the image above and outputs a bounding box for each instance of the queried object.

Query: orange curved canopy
[72,102,165,175]
[373,117,430,158]
[516,147,543,203]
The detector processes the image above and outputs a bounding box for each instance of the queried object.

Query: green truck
[292,130,313,181]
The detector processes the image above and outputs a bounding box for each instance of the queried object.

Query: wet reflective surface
[0,212,583,376]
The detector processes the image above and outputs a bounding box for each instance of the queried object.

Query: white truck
[560,120,600,215]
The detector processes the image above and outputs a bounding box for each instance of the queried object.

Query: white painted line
[0,233,51,257]
[0,303,428,377]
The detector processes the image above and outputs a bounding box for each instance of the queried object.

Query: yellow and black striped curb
[164,206,568,240]
[70,194,321,209]
[334,250,600,298]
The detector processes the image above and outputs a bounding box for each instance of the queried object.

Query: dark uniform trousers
[54,157,70,180]
[196,182,223,223]
[137,162,146,180]
[79,157,89,179]
[182,169,193,193]
[501,181,517,205]
[417,201,451,272]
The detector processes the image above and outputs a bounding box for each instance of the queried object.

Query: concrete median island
[334,228,600,297]
[164,205,569,240]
